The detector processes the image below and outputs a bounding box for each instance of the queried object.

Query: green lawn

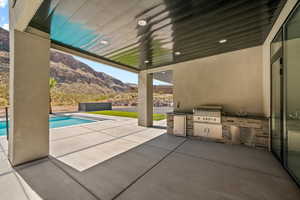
[88,110,166,121]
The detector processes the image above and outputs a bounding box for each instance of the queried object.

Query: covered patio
[4,0,300,199]
[0,114,299,200]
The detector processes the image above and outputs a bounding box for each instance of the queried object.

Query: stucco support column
[138,71,153,127]
[9,29,50,166]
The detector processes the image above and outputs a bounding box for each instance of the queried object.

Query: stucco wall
[144,1,298,118]
[172,46,264,115]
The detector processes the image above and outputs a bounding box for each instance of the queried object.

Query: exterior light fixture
[144,60,149,64]
[219,39,227,44]
[100,40,108,45]
[174,51,181,55]
[138,19,147,26]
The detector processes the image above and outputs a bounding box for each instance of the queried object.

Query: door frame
[270,1,300,187]
[270,41,284,161]
[282,1,300,186]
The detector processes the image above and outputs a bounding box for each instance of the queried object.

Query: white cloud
[0,0,7,8]
[1,23,9,30]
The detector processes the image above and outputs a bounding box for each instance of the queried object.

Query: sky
[0,0,8,31]
[75,56,168,85]
[0,0,167,85]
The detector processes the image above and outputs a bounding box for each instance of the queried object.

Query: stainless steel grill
[193,106,223,139]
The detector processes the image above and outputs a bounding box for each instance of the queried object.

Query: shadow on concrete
[14,134,179,200]
[14,158,98,200]
[152,125,166,129]
[14,134,300,200]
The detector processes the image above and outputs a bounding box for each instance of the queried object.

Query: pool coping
[0,113,107,136]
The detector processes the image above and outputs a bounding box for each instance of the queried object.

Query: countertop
[167,112,269,120]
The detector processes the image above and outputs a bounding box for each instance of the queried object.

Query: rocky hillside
[126,83,173,94]
[0,28,9,52]
[49,52,132,94]
[0,27,173,98]
[0,27,132,95]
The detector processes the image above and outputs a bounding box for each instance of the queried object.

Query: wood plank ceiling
[30,0,286,71]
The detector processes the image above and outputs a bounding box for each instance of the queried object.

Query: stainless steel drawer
[193,122,222,139]
[173,115,186,136]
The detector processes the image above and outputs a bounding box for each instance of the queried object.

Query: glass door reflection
[271,29,283,161]
[285,5,300,184]
[271,58,283,160]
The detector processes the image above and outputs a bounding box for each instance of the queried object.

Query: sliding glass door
[271,3,300,185]
[285,4,300,184]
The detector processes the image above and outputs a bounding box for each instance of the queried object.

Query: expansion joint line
[50,158,103,200]
[111,138,188,200]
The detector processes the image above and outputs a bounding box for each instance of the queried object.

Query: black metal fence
[5,107,8,140]
[112,106,173,114]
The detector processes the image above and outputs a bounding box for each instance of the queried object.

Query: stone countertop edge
[166,112,269,120]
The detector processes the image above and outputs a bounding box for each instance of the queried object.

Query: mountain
[0,27,131,95]
[49,52,131,94]
[0,28,9,52]
[0,27,172,98]
[126,83,173,94]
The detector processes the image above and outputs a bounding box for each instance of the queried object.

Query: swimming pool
[0,116,96,136]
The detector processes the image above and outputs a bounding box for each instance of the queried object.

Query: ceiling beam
[10,0,44,31]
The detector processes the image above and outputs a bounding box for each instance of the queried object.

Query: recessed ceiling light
[138,19,147,26]
[219,39,227,44]
[144,60,149,64]
[100,40,108,45]
[174,51,181,55]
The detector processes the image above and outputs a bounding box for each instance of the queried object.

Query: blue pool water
[0,116,95,136]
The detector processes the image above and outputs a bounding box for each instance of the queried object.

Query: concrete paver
[0,114,298,200]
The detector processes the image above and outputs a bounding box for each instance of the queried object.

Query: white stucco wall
[145,1,299,118]
[172,46,264,115]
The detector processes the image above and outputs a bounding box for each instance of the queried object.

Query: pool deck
[0,113,299,200]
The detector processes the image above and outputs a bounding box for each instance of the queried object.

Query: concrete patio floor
[0,114,299,200]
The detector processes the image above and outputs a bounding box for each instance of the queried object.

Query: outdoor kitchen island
[167,111,269,150]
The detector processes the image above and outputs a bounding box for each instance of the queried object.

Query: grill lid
[193,106,222,115]
[193,106,222,124]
